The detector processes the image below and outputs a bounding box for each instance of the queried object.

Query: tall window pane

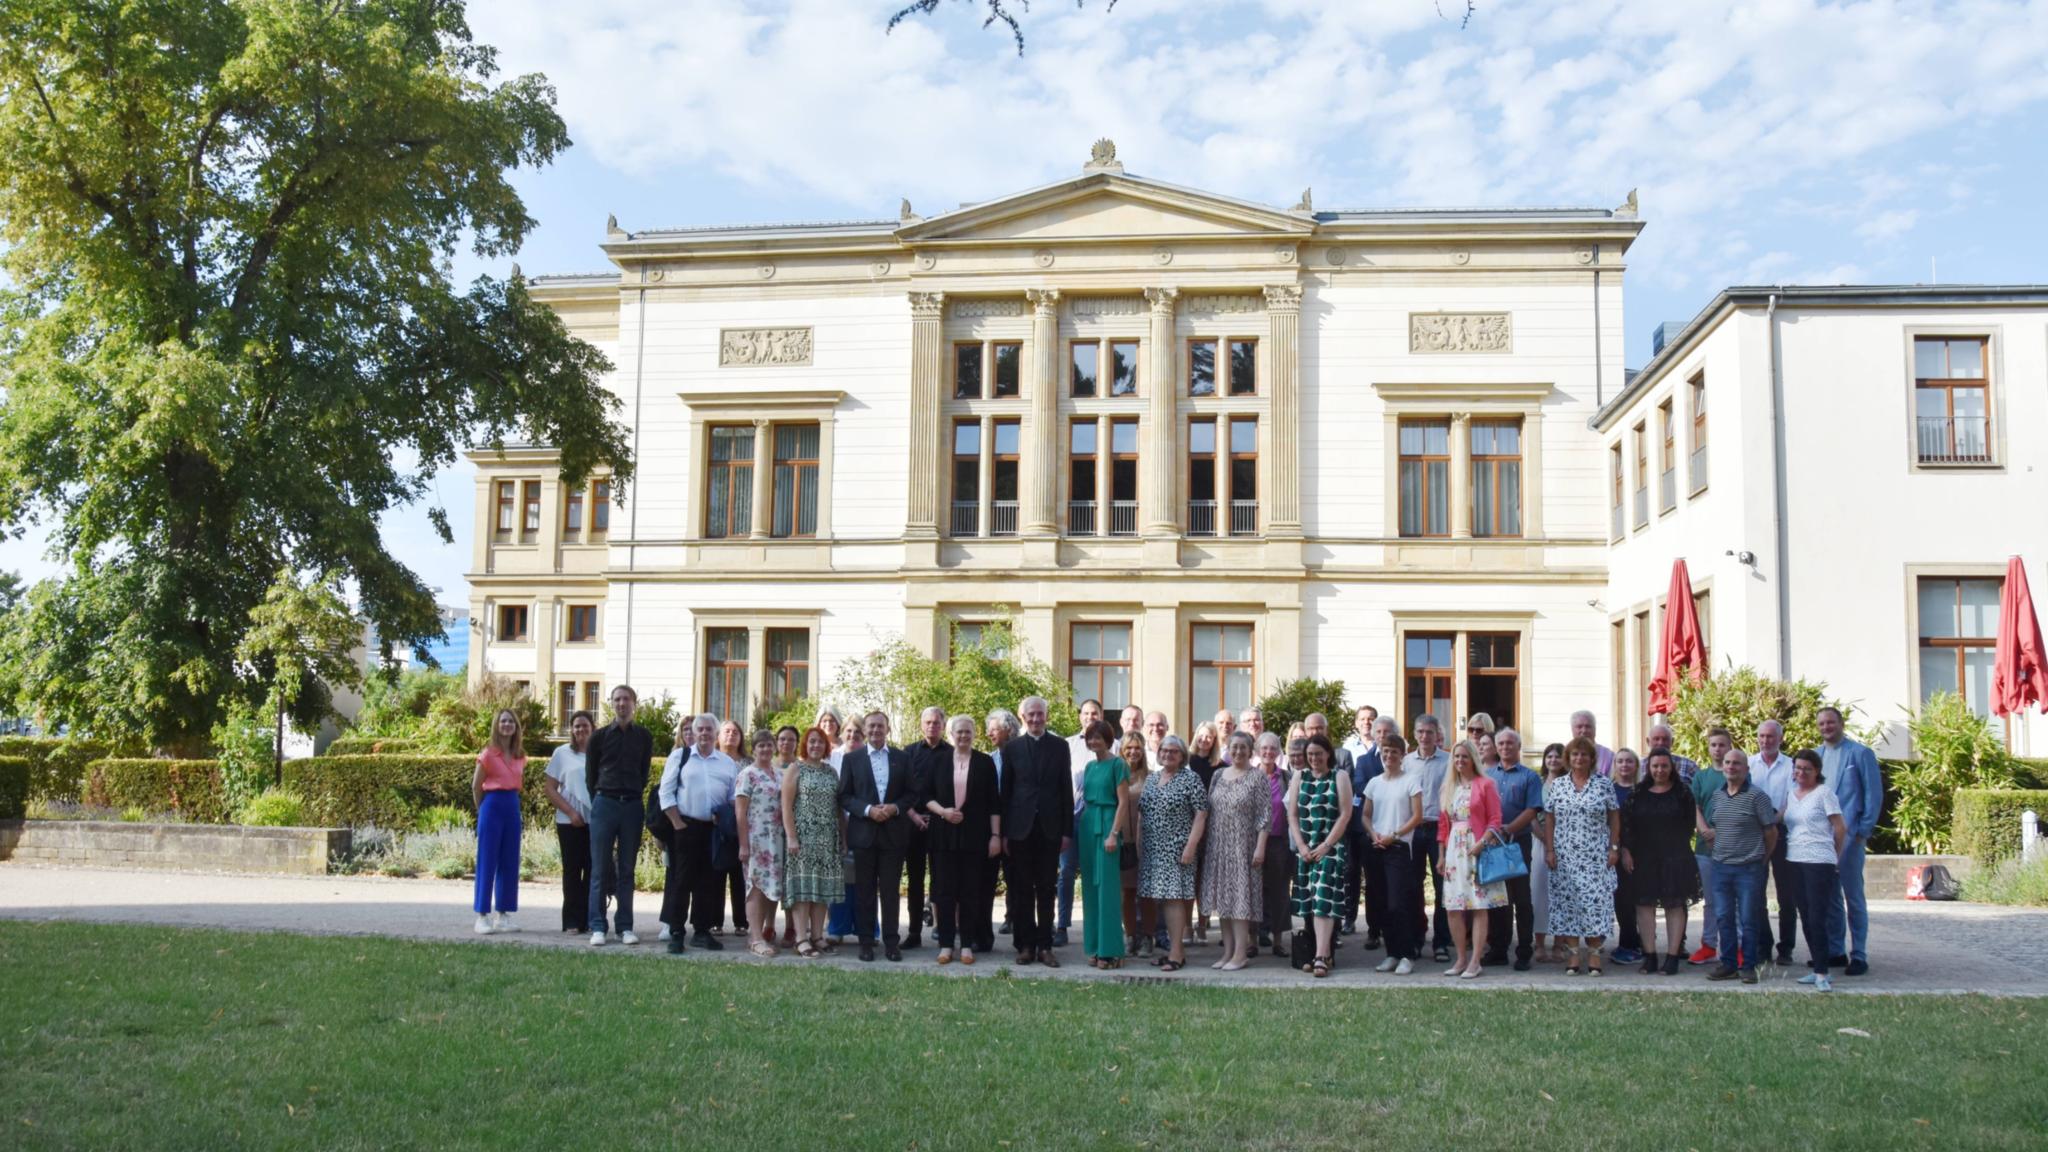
[954,343,982,399]
[1188,340,1216,396]
[1471,418,1522,537]
[1228,339,1257,395]
[1399,420,1450,537]
[993,343,1022,397]
[772,423,820,538]
[1071,342,1098,397]
[1109,340,1139,396]
[706,426,754,538]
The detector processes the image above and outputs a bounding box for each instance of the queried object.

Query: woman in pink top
[472,708,527,935]
[1436,739,1506,978]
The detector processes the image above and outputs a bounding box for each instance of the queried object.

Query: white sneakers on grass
[1799,972,1834,991]
[475,915,493,935]
[620,931,640,946]
[1395,958,1414,975]
[590,931,607,947]
[1376,957,1397,973]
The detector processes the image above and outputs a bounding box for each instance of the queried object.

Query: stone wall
[0,820,349,876]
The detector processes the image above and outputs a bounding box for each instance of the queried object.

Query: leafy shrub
[119,806,149,823]
[84,759,230,825]
[282,753,661,829]
[630,694,682,759]
[416,805,471,833]
[352,667,466,738]
[0,738,115,804]
[1891,692,2016,854]
[324,736,422,757]
[415,675,553,756]
[1256,678,1352,744]
[1952,789,2048,865]
[210,697,278,816]
[237,789,307,827]
[1960,853,2048,907]
[1666,666,1866,765]
[432,857,467,880]
[2014,759,2048,790]
[0,755,28,819]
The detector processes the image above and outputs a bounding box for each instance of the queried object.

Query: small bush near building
[1255,679,1353,744]
[416,805,471,833]
[1666,666,1863,766]
[1891,693,2017,854]
[236,789,307,827]
[1961,853,2048,907]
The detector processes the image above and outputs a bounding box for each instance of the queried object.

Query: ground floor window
[1403,633,1455,736]
[704,628,750,722]
[1191,623,1254,719]
[1070,623,1132,711]
[1918,576,2001,718]
[1466,633,1519,733]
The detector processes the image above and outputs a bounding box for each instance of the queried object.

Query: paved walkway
[4,863,2044,995]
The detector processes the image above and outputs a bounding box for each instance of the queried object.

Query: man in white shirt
[1056,698,1105,947]
[658,714,739,952]
[1142,710,1170,764]
[1408,714,1452,962]
[1569,710,1616,776]
[1748,719,1798,965]
[1340,704,1379,761]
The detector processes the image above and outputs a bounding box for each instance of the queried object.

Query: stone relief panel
[719,327,814,366]
[1183,293,1264,315]
[1070,296,1146,316]
[1408,312,1512,354]
[951,298,1023,318]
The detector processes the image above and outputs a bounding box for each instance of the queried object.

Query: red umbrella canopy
[1648,559,1707,716]
[1992,556,2048,718]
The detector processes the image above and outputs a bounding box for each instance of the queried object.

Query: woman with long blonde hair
[1436,739,1506,978]
[471,708,527,935]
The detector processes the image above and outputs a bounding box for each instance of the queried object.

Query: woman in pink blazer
[1437,739,1507,978]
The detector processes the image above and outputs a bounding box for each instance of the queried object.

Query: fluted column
[1451,412,1473,540]
[1264,284,1303,537]
[1023,288,1062,534]
[1142,287,1179,536]
[905,292,946,538]
[749,418,773,539]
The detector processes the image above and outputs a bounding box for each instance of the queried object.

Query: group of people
[466,688,1884,988]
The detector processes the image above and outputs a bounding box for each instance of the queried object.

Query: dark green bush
[84,759,229,824]
[1255,678,1353,744]
[0,756,28,819]
[2014,759,2048,790]
[0,738,115,804]
[324,736,422,757]
[1953,789,2048,866]
[283,753,663,828]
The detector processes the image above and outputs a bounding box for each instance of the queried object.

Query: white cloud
[1857,209,1919,242]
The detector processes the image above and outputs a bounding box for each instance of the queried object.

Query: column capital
[909,291,946,319]
[1452,412,1473,427]
[753,417,772,429]
[1144,286,1179,312]
[1025,287,1061,315]
[1262,284,1303,311]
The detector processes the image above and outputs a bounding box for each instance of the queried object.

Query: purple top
[1265,768,1289,835]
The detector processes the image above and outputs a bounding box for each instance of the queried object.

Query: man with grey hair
[657,713,739,951]
[1749,719,1797,965]
[1409,714,1452,961]
[1241,707,1265,737]
[1569,710,1616,776]
[1214,708,1237,734]
[1646,723,1699,785]
[1001,696,1073,965]
[982,709,1019,949]
[902,705,948,950]
[1482,727,1543,970]
[840,710,913,961]
[1143,710,1170,763]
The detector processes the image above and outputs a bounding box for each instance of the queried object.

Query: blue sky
[7,0,2047,606]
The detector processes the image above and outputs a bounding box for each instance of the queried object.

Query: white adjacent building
[1596,285,2048,755]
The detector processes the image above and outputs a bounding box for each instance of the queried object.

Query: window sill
[1912,459,2002,471]
[1688,483,1708,497]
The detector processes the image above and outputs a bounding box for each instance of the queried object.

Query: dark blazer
[999,730,1073,844]
[922,749,999,851]
[839,743,913,851]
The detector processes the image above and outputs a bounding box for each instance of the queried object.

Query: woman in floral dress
[780,727,845,957]
[1287,734,1352,977]
[1436,739,1506,979]
[1540,736,1622,975]
[733,729,786,958]
[1138,736,1208,973]
[1200,730,1266,971]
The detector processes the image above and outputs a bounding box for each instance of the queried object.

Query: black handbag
[1118,840,1139,870]
[1290,931,1317,971]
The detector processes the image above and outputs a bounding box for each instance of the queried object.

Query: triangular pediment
[898,173,1314,244]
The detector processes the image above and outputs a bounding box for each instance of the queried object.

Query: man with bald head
[1119,704,1144,740]
[1143,710,1170,763]
[1749,719,1797,966]
[1569,710,1616,776]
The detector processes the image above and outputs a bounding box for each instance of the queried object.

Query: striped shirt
[1709,780,1778,866]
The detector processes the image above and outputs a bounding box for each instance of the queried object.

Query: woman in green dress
[1287,733,1354,977]
[1076,719,1133,969]
[780,726,845,957]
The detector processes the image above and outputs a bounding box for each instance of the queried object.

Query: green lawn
[1,922,2042,1151]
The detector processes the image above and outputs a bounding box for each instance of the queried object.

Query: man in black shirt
[584,685,654,946]
[1000,695,1073,967]
[904,706,949,949]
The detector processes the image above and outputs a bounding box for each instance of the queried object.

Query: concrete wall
[0,821,350,876]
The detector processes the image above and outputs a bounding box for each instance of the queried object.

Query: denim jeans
[1711,858,1767,969]
[587,793,643,934]
[1693,852,1718,953]
[1790,859,1839,974]
[1824,835,1869,963]
[1056,833,1080,931]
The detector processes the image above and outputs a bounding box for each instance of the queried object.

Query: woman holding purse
[1436,739,1506,979]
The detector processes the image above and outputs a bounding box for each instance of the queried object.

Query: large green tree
[0,1,629,753]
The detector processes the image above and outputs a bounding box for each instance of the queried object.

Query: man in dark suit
[1000,695,1073,967]
[839,710,914,962]
[1346,716,1391,947]
[902,706,947,949]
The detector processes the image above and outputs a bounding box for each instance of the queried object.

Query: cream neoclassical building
[467,143,1643,740]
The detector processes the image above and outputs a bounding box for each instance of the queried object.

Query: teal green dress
[1078,756,1129,959]
[1292,769,1349,920]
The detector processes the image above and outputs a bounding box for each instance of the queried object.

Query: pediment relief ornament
[1409,312,1512,354]
[1184,293,1263,315]
[720,327,814,366]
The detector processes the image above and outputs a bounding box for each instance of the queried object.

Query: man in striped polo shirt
[1701,746,1778,985]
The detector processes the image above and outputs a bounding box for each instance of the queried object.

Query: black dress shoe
[998,920,1012,935]
[1844,959,1869,976]
[1340,921,1356,936]
[693,932,725,951]
[1014,950,1034,966]
[1828,954,1849,968]
[1257,932,1272,948]
[1364,933,1382,949]
[903,935,922,950]
[1481,953,1509,968]
[1512,957,1532,972]
[666,939,686,955]
[859,943,876,962]
[885,943,903,962]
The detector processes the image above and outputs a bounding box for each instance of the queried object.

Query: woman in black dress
[1620,748,1701,975]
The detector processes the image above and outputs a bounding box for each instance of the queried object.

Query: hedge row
[83,759,230,825]
[283,753,663,828]
[0,756,28,820]
[1953,789,2048,865]
[320,734,569,758]
[0,738,115,804]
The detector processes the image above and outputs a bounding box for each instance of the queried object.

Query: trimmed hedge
[0,738,114,804]
[0,756,28,819]
[283,753,664,828]
[1953,789,2048,865]
[323,736,423,757]
[83,759,230,825]
[2015,759,2048,791]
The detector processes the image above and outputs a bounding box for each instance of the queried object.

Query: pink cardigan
[1437,774,1502,845]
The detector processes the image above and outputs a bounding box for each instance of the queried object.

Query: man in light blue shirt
[1483,728,1544,970]
[1817,706,1882,975]
[1409,715,1452,961]
[1748,720,1798,964]
[658,713,739,952]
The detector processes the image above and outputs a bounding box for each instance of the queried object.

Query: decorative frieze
[950,298,1021,318]
[909,292,947,319]
[1409,312,1512,354]
[719,327,813,366]
[1183,293,1264,315]
[1070,296,1146,317]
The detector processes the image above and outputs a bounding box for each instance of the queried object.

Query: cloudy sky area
[7,0,2048,610]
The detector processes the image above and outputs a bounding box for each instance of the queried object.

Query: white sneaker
[1814,975,1833,992]
[1395,958,1414,975]
[494,914,518,934]
[475,915,494,935]
[1376,957,1397,973]
[589,931,607,947]
[620,931,640,946]
[1797,973,1818,985]
[658,924,672,942]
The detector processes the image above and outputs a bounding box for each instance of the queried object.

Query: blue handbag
[1476,828,1528,887]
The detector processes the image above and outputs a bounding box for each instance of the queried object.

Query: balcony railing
[1917,416,1991,464]
[989,500,1019,537]
[1690,445,1709,491]
[1632,487,1648,529]
[1068,500,1097,536]
[949,501,978,537]
[1659,468,1677,513]
[1187,500,1218,537]
[1229,500,1258,536]
[1108,500,1138,537]
[1610,503,1625,542]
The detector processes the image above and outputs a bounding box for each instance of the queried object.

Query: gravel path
[4,863,2044,995]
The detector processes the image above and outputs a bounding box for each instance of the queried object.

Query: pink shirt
[477,746,525,792]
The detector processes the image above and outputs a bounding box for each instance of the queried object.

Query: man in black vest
[839,711,914,962]
[1000,695,1073,967]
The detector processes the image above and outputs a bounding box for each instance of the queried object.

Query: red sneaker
[1686,945,1717,966]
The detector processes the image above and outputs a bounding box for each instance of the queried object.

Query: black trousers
[1006,835,1061,950]
[1485,832,1535,963]
[1380,840,1420,960]
[555,821,592,932]
[660,819,721,935]
[1341,822,1365,926]
[1261,832,1294,938]
[1761,836,1798,960]
[1412,832,1447,950]
[1357,836,1388,940]
[1614,854,1642,951]
[904,824,929,939]
[725,861,748,931]
[853,840,908,945]
[1791,859,1838,974]
[930,846,987,949]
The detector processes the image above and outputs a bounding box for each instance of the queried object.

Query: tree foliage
[1664,665,1871,764]
[0,0,629,752]
[889,0,1118,54]
[1891,691,2016,855]
[1255,678,1353,745]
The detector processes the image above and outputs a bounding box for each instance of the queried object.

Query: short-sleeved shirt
[1410,749,1451,820]
[1364,772,1425,845]
[476,745,525,792]
[1487,763,1544,829]
[543,745,589,823]
[1783,785,1843,864]
[1709,781,1778,866]
[1749,752,1794,818]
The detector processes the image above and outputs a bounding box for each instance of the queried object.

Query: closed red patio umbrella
[1648,558,1707,717]
[1992,556,2048,718]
